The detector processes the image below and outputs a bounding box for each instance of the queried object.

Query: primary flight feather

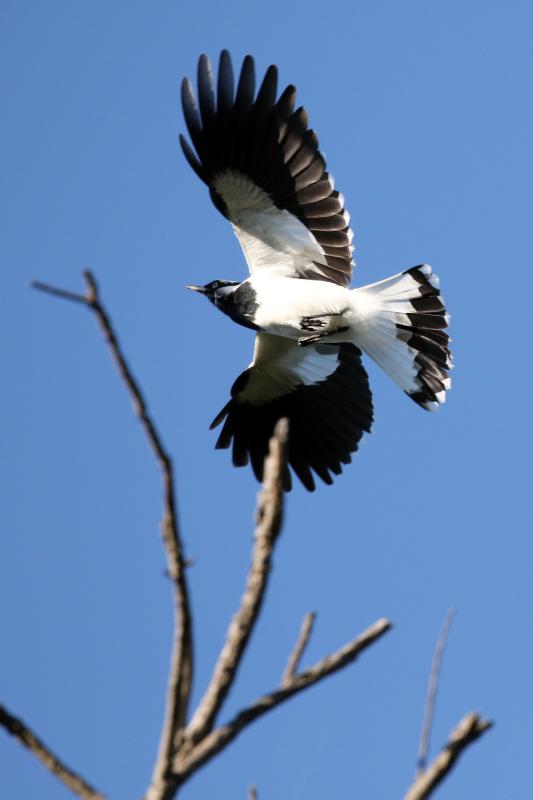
[180,51,451,491]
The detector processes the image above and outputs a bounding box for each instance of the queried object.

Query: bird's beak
[185,284,207,293]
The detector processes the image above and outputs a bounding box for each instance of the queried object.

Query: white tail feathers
[352,265,452,410]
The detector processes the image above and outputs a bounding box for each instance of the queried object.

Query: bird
[180,51,451,491]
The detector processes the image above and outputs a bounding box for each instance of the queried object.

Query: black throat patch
[218,282,259,331]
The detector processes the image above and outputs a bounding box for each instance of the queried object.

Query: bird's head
[186,279,240,309]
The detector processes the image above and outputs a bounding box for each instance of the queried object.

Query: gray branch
[416,609,456,776]
[174,617,391,781]
[404,713,493,800]
[282,612,316,686]
[17,272,491,800]
[32,273,194,799]
[185,419,288,745]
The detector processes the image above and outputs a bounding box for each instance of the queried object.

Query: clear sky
[2,1,532,798]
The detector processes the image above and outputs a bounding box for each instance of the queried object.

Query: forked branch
[416,609,456,775]
[32,272,194,791]
[404,611,492,799]
[174,617,391,781]
[0,273,490,800]
[282,611,316,686]
[28,276,391,799]
[404,713,493,800]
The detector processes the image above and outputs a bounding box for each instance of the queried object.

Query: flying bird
[180,51,451,491]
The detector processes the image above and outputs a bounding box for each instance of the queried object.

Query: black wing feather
[180,51,354,287]
[217,50,234,119]
[210,343,373,491]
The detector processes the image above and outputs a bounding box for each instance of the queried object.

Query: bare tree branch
[404,713,493,800]
[0,704,105,800]
[24,271,490,800]
[282,612,316,686]
[416,609,456,776]
[145,420,289,800]
[174,617,391,780]
[32,273,194,795]
[31,281,88,305]
[185,419,288,745]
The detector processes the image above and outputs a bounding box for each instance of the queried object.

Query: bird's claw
[300,316,328,332]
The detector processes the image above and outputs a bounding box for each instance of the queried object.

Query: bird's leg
[298,313,349,347]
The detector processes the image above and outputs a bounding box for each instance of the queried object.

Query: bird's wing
[180,51,354,287]
[210,333,373,491]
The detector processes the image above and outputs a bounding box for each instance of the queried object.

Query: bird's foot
[298,325,349,347]
[300,315,329,332]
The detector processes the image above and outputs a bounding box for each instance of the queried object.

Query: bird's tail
[352,265,452,410]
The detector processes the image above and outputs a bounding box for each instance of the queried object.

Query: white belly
[250,275,352,338]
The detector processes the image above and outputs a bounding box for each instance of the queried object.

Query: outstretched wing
[180,51,354,287]
[210,334,373,491]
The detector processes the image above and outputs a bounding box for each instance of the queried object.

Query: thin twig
[416,609,456,776]
[31,280,88,305]
[404,713,493,800]
[32,273,194,800]
[282,612,316,686]
[174,617,391,780]
[185,419,288,745]
[0,704,105,800]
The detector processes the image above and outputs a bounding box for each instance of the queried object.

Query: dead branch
[0,704,105,800]
[186,419,288,745]
[32,273,194,793]
[145,420,291,800]
[282,612,316,686]
[27,276,392,800]
[5,272,488,800]
[174,617,391,780]
[404,713,493,800]
[416,609,456,776]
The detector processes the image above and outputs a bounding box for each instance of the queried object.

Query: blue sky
[2,1,532,798]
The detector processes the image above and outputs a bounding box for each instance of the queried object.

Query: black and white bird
[180,51,451,491]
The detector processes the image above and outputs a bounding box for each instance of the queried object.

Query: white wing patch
[236,333,339,406]
[212,170,328,279]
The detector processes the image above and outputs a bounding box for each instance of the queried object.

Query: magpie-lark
[181,51,451,491]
